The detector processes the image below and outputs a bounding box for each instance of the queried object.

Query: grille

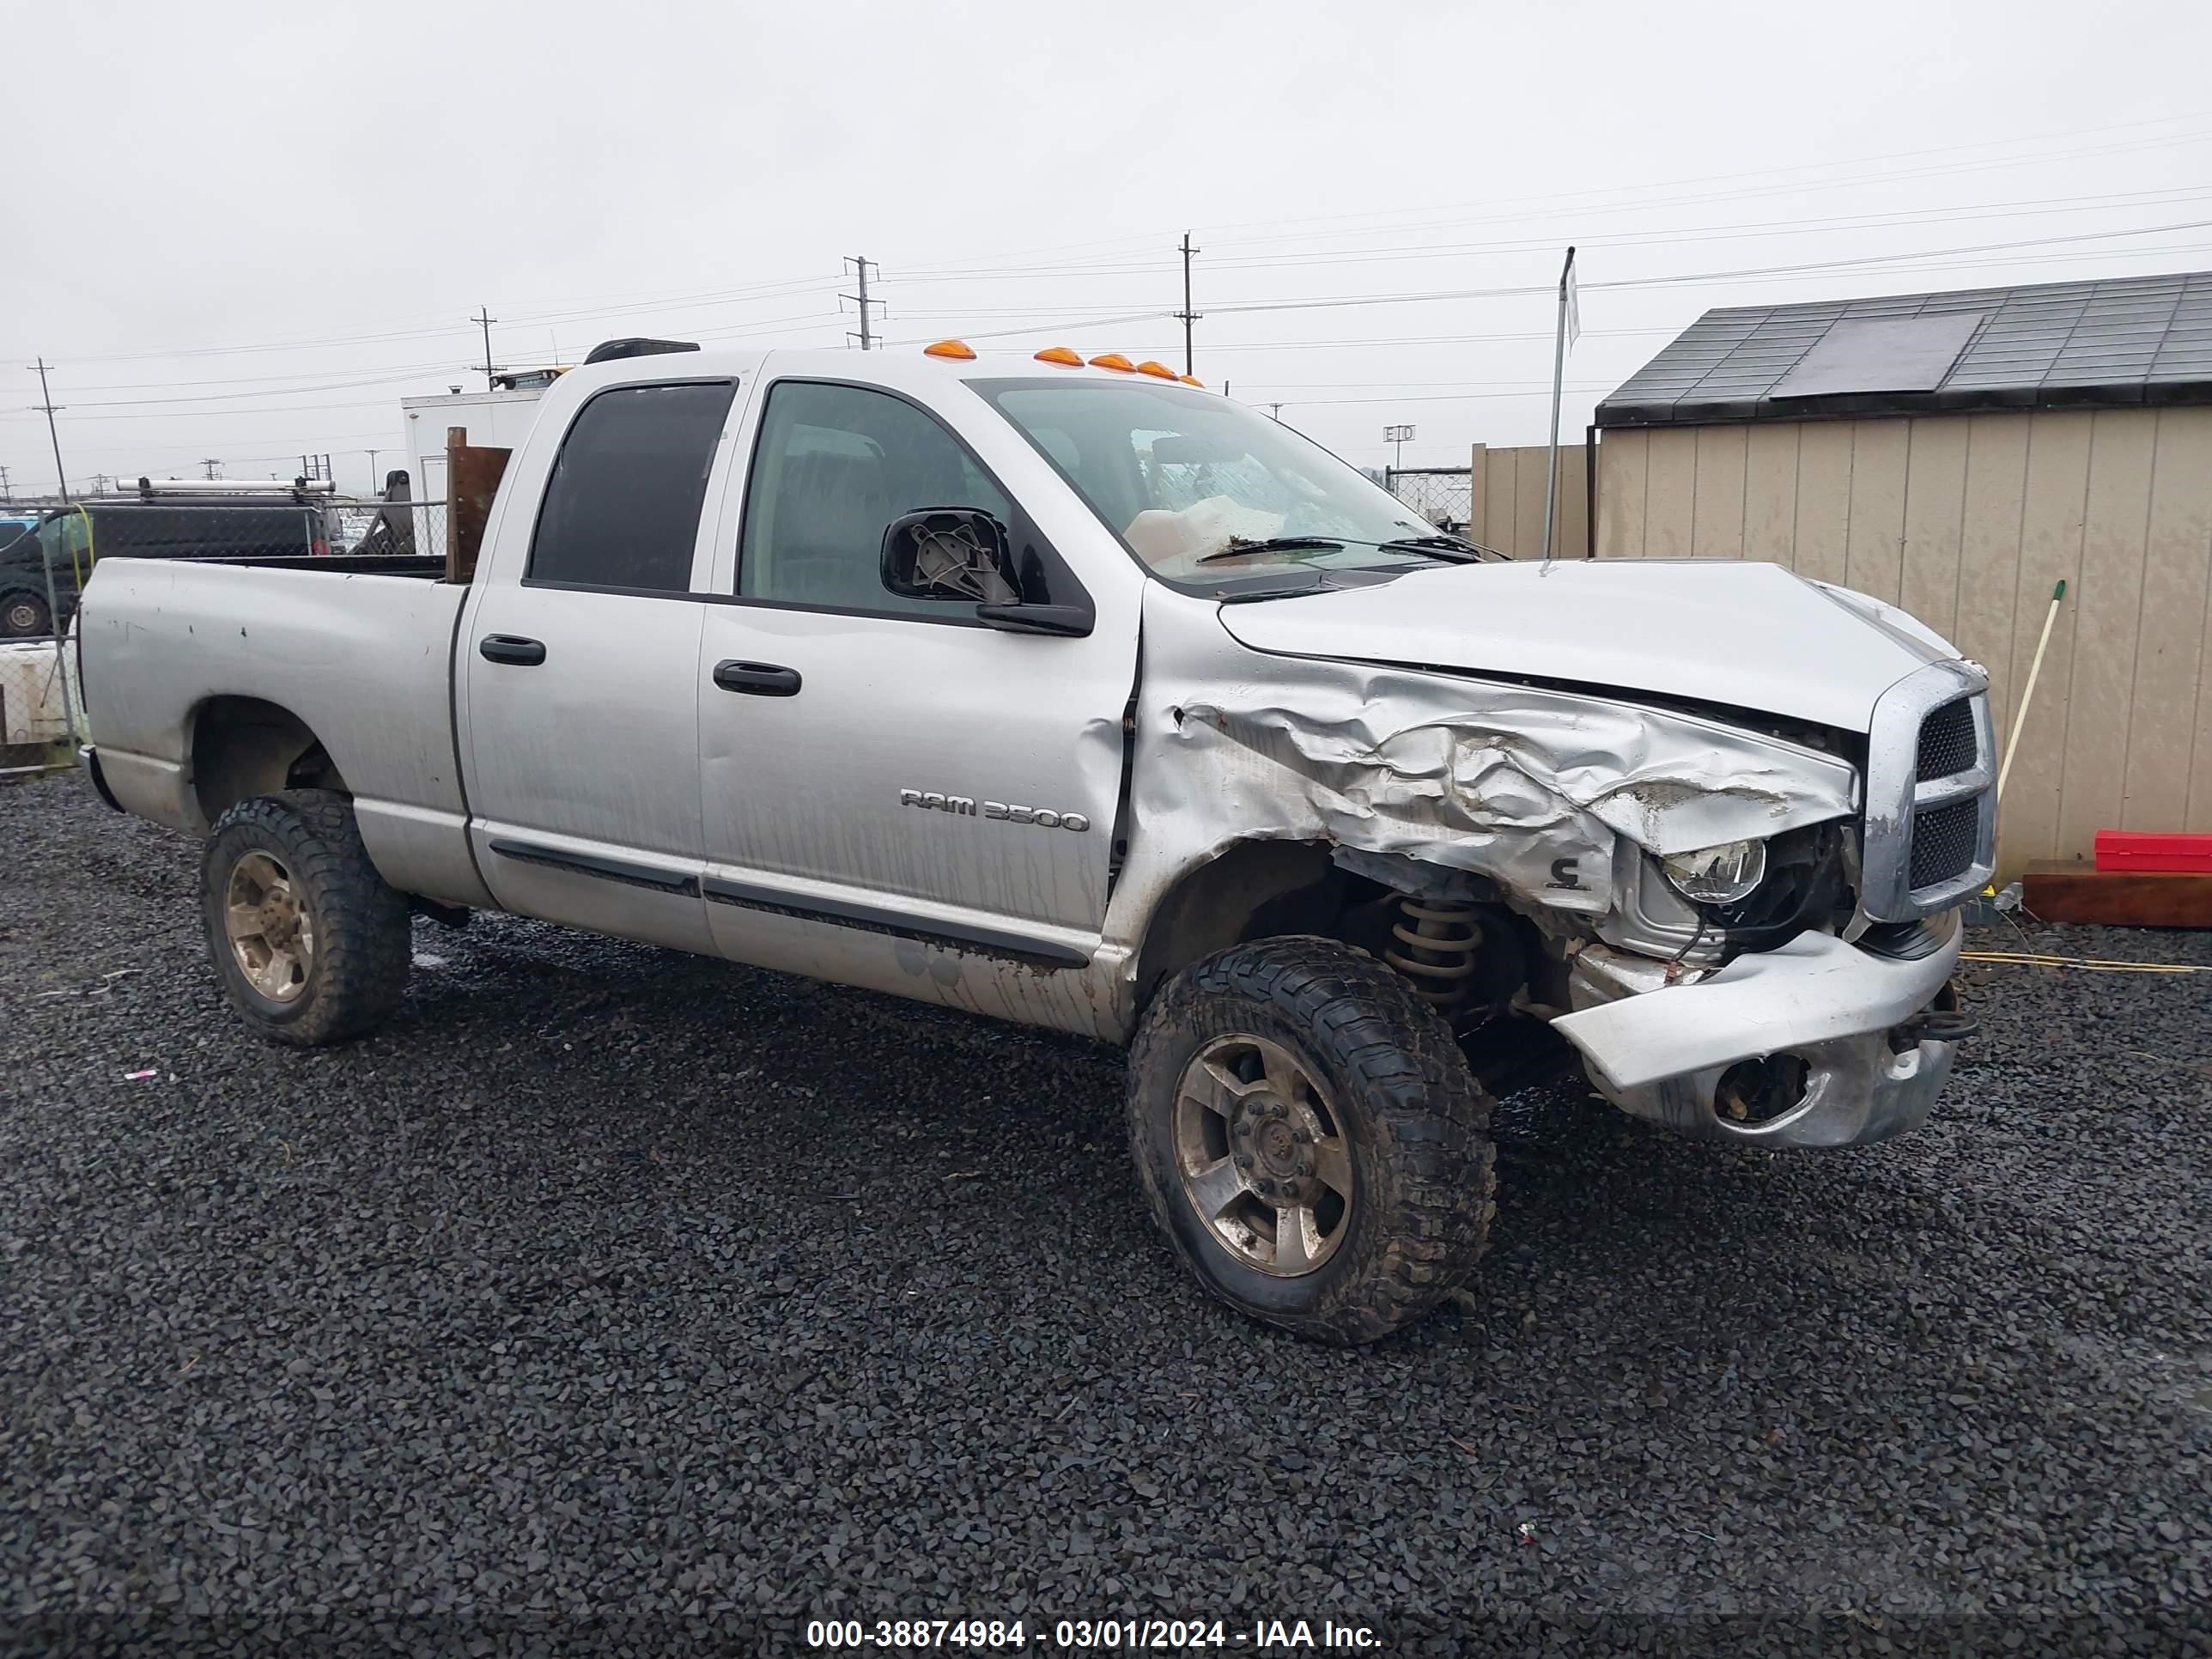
[1909,799,1980,890]
[1917,699,1978,780]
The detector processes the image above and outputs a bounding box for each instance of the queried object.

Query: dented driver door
[689,374,1135,1017]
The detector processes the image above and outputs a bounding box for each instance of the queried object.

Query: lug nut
[1235,1153,1253,1170]
[1292,1128,1310,1144]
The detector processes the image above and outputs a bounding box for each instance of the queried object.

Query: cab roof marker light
[923,339,977,361]
[1135,361,1179,380]
[1088,353,1136,372]
[1034,346,1085,367]
[1179,374,1204,387]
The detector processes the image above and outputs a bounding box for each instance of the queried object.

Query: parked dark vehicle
[1,496,337,637]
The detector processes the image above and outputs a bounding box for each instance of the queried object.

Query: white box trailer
[400,385,551,552]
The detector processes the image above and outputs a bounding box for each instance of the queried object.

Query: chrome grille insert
[1861,661,1996,922]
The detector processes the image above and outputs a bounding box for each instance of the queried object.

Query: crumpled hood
[1217,558,1954,732]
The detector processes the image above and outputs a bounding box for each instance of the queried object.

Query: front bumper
[1551,915,1963,1148]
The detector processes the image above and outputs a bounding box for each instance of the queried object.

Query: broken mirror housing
[1661,839,1768,905]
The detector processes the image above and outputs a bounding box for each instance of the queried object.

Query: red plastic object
[2093,830,2212,872]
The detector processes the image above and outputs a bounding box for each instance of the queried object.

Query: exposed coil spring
[1383,897,1482,1008]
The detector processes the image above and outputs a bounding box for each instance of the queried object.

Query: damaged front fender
[1121,586,1858,928]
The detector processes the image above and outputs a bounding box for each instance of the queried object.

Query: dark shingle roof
[1595,269,2212,428]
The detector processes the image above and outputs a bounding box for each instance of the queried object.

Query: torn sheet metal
[1127,589,1859,921]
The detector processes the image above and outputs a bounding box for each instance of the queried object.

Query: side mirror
[880,508,1020,604]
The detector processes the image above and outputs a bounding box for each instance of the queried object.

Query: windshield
[974,377,1444,592]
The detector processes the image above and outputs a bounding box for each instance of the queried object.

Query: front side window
[738,380,1012,617]
[528,380,737,592]
[975,377,1440,592]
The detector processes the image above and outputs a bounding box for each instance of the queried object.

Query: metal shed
[1593,270,2212,878]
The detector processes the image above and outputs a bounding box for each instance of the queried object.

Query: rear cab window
[527,381,738,592]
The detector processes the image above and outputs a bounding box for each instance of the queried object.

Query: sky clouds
[6,0,2211,492]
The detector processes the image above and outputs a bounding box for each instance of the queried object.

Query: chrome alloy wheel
[1173,1033,1354,1277]
[222,851,314,1003]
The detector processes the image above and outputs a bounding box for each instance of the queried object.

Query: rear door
[459,376,745,954]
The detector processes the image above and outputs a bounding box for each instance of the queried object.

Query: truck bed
[77,557,476,901]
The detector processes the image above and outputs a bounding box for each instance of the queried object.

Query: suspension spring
[1384,897,1482,1008]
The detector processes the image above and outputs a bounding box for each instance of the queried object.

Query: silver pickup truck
[76,339,1992,1344]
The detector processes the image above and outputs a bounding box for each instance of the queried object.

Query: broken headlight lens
[1661,839,1768,905]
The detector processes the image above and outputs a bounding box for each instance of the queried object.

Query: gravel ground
[3,771,2208,1658]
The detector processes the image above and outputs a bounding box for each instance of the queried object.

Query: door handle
[479,634,547,666]
[713,659,802,696]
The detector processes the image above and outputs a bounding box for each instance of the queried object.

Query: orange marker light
[1088,353,1135,372]
[1034,346,1085,367]
[1179,374,1204,387]
[923,339,977,360]
[1135,360,1178,380]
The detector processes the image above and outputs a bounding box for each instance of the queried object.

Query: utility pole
[1176,232,1201,377]
[0,464,10,501]
[472,306,498,390]
[1267,403,1284,422]
[366,447,381,495]
[31,358,69,501]
[201,458,223,480]
[842,257,883,349]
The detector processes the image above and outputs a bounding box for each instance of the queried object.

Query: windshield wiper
[1373,534,1500,563]
[1194,536,1347,564]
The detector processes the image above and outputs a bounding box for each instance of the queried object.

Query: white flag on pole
[1562,246,1580,350]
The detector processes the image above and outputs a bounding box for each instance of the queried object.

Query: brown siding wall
[1468,441,1588,562]
[1593,410,2212,877]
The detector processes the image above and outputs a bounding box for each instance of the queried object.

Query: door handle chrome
[713,659,801,696]
[479,634,547,666]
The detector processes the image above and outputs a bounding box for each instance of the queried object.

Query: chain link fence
[1384,466,1473,534]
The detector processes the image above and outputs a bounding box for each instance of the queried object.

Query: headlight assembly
[1662,840,1768,905]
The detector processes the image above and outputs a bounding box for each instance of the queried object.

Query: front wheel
[200,790,411,1045]
[1127,936,1496,1345]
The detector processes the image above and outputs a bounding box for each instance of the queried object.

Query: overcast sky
[6,0,2212,495]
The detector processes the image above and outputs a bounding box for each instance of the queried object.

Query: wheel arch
[1129,838,1342,1016]
[188,695,351,829]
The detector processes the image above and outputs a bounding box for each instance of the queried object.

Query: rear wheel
[200,790,410,1045]
[2,592,51,637]
[1127,936,1496,1345]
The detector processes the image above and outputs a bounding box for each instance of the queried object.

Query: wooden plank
[1559,443,1591,561]
[2055,410,2156,863]
[1843,418,1910,603]
[2020,860,2212,927]
[1691,425,1747,558]
[1999,410,2095,868]
[445,426,512,585]
[1954,412,2032,862]
[1897,416,1970,641]
[1513,446,1549,565]
[1741,422,1801,565]
[2124,408,2212,832]
[1790,420,1855,585]
[1641,427,1698,557]
[1486,447,1520,557]
[1595,430,1647,557]
[1467,443,1487,544]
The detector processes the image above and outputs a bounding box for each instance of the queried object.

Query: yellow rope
[1960,950,2211,975]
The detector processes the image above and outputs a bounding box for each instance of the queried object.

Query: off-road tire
[200,790,410,1046]
[2,591,52,637]
[1127,935,1496,1345]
